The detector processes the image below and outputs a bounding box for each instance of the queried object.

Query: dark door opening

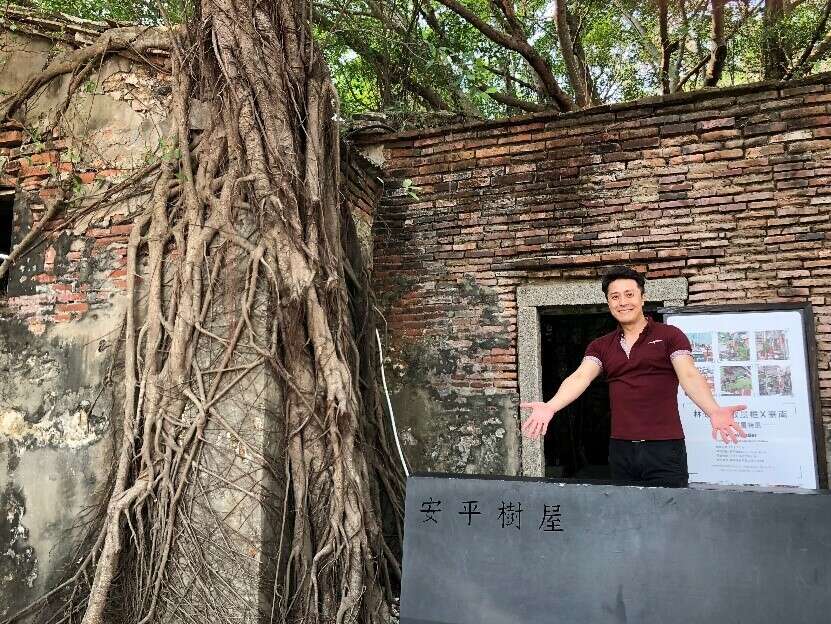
[540,305,663,480]
[0,194,12,293]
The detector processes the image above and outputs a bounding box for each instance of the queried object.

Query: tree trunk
[555,0,590,107]
[434,0,575,110]
[1,0,404,622]
[762,0,787,79]
[705,0,727,86]
[566,10,598,105]
[657,0,673,94]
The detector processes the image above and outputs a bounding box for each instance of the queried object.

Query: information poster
[665,309,819,489]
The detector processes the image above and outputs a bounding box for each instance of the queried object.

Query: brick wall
[364,73,831,477]
[0,120,140,333]
[0,114,380,337]
[341,145,383,267]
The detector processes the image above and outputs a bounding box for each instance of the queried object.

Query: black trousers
[608,439,689,488]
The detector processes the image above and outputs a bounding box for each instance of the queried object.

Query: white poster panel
[665,310,819,489]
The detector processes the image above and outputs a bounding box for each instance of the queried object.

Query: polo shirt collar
[617,315,652,339]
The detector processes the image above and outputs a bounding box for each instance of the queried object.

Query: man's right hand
[520,402,556,439]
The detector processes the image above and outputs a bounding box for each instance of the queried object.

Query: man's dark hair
[601,266,645,296]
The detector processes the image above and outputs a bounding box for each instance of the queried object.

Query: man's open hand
[710,404,748,444]
[520,402,556,439]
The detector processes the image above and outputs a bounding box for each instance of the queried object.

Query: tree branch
[704,0,727,86]
[762,0,787,80]
[657,0,678,94]
[403,77,452,110]
[0,25,174,120]
[476,85,548,112]
[800,28,831,74]
[481,62,545,96]
[316,7,462,112]
[567,8,598,105]
[677,0,764,90]
[432,0,574,110]
[555,0,590,107]
[783,0,831,79]
[613,0,661,69]
[0,200,62,281]
[669,0,692,93]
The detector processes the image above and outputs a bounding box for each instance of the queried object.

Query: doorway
[0,194,12,292]
[540,305,663,480]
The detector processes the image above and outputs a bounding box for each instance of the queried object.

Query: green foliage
[401,177,420,199]
[31,0,188,24]
[322,0,831,119]
[24,124,46,151]
[26,0,831,119]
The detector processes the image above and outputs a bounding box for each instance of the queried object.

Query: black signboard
[401,474,831,624]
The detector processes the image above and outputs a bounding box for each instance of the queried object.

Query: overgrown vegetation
[0,1,405,623]
[0,0,828,621]
[25,0,831,118]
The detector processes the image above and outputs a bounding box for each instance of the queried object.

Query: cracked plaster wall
[0,313,119,619]
[0,25,167,617]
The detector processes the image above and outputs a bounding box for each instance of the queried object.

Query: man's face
[606,278,645,324]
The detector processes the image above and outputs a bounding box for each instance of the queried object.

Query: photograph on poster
[720,365,752,396]
[718,331,750,361]
[665,308,819,489]
[756,330,789,360]
[697,364,716,394]
[689,332,714,362]
[759,365,793,396]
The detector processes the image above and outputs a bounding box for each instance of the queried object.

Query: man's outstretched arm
[520,359,602,439]
[672,355,747,444]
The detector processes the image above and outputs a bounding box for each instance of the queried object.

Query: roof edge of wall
[0,3,127,47]
[353,71,831,147]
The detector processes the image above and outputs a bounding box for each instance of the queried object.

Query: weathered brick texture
[341,147,383,266]
[365,73,831,476]
[0,131,381,336]
[0,120,140,334]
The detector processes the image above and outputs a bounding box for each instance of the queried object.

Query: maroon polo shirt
[584,317,692,440]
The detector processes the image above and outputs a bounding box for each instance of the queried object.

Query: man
[521,266,747,487]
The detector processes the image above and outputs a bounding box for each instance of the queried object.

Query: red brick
[109,225,134,236]
[57,303,89,313]
[704,149,744,161]
[19,163,51,178]
[0,130,23,147]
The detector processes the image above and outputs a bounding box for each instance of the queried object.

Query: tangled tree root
[0,1,404,623]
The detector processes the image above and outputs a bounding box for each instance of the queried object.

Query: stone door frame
[516,278,688,477]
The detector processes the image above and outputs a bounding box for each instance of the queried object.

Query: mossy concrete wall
[0,313,119,618]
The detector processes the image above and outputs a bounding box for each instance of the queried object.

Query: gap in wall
[0,193,12,293]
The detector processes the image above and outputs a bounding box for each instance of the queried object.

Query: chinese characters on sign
[458,500,481,526]
[539,504,563,532]
[418,498,565,531]
[420,497,441,523]
[498,501,522,530]
[688,407,794,437]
